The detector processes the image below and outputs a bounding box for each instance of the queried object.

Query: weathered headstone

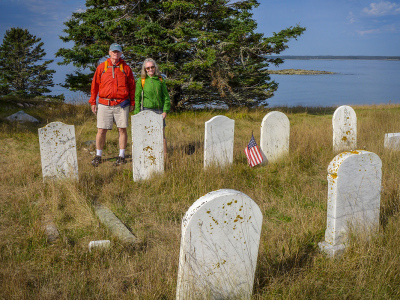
[319,150,382,258]
[384,133,400,150]
[131,111,164,181]
[204,116,234,168]
[176,189,263,299]
[260,111,290,163]
[332,105,357,152]
[38,122,79,181]
[6,110,39,123]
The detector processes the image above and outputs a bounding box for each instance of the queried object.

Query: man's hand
[129,106,134,112]
[91,105,97,114]
[162,112,167,119]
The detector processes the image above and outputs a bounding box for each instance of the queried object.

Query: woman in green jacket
[134,58,171,157]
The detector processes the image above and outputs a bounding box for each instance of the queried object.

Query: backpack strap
[119,64,125,74]
[102,60,108,75]
[102,60,125,78]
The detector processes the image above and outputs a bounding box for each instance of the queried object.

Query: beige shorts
[97,104,129,129]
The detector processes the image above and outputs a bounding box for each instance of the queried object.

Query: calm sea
[54,59,400,107]
[267,59,400,107]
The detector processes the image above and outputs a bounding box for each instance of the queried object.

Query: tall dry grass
[1,102,400,299]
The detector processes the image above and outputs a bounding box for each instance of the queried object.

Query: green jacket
[134,75,171,114]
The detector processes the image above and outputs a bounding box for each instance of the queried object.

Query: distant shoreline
[275,55,400,61]
[269,69,335,75]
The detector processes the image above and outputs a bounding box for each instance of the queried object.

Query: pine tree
[56,0,305,109]
[0,27,56,97]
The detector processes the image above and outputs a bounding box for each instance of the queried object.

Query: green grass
[1,100,400,299]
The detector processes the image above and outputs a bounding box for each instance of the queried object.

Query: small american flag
[244,134,264,167]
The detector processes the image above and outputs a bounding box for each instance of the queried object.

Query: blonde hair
[141,58,161,78]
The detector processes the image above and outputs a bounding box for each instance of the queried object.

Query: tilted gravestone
[384,133,400,150]
[332,105,357,152]
[204,115,234,168]
[176,189,263,299]
[319,150,382,257]
[38,122,78,181]
[131,111,164,181]
[260,111,290,163]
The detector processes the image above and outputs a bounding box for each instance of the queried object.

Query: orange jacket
[89,58,136,106]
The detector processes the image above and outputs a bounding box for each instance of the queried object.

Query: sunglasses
[145,66,155,71]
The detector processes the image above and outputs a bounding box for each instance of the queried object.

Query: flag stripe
[244,135,263,167]
[245,146,263,167]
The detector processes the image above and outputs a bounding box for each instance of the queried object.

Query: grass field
[1,100,400,299]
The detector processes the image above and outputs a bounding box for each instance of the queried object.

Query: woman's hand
[162,112,167,119]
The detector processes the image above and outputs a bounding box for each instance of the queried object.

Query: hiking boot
[91,155,102,167]
[114,156,127,166]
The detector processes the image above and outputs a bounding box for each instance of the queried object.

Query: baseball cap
[109,43,122,52]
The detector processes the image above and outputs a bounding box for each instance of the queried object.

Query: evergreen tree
[0,27,56,97]
[56,0,305,109]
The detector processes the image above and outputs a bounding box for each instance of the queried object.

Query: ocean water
[267,59,400,107]
[54,59,400,107]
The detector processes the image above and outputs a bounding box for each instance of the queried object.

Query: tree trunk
[171,86,182,112]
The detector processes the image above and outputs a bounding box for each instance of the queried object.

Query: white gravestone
[384,133,400,150]
[332,105,357,152]
[176,189,263,300]
[204,116,234,168]
[260,111,290,163]
[319,150,382,258]
[38,122,79,181]
[131,111,164,181]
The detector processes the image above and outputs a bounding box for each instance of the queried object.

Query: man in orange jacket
[89,43,135,166]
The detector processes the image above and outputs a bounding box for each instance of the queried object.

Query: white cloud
[356,28,381,35]
[356,24,398,35]
[347,11,357,24]
[362,1,400,16]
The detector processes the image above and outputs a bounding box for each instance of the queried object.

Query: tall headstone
[38,122,78,181]
[384,133,400,150]
[204,115,234,168]
[332,105,357,152]
[319,150,382,257]
[176,189,263,299]
[131,111,164,181]
[260,111,290,163]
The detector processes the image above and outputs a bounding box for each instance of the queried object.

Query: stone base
[318,241,346,258]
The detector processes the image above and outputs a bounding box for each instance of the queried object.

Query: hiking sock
[96,149,102,156]
[119,149,125,158]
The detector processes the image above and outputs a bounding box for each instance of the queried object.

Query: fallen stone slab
[6,110,39,123]
[94,203,138,244]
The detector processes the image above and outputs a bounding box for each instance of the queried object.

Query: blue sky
[0,0,399,98]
